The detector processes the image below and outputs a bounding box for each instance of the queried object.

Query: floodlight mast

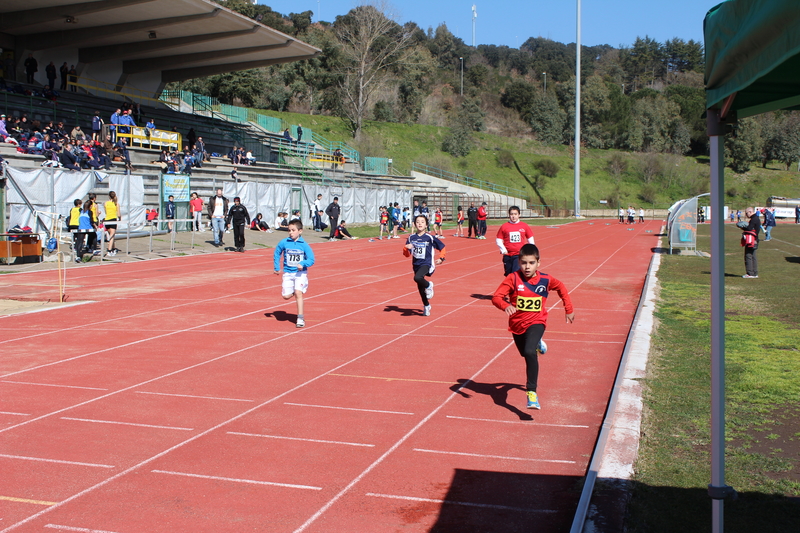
[573,0,581,217]
[472,5,477,47]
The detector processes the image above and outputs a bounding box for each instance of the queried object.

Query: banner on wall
[162,174,190,202]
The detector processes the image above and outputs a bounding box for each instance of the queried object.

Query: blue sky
[260,1,718,49]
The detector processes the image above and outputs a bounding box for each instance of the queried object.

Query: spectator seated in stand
[245,150,256,165]
[58,143,80,170]
[71,125,86,141]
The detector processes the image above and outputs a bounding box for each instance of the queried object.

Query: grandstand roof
[1,0,321,91]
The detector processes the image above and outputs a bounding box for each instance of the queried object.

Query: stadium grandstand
[0,0,536,247]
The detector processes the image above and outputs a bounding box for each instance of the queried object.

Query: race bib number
[286,249,303,267]
[413,245,426,259]
[515,295,542,312]
[509,231,522,243]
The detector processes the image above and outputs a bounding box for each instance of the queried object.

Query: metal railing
[411,162,529,199]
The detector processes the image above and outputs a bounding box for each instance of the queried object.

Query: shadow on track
[451,379,532,421]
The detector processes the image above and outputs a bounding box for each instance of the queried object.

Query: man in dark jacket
[24,54,38,84]
[325,197,341,240]
[467,202,478,238]
[58,144,80,170]
[226,197,251,252]
[207,188,229,247]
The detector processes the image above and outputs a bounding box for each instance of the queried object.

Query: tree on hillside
[334,2,415,138]
[725,117,762,173]
[528,91,566,145]
[624,94,689,154]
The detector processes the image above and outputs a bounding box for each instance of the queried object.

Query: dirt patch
[731,405,800,483]
[0,298,73,317]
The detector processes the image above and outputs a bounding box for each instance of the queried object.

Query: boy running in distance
[379,206,389,239]
[403,215,446,317]
[496,205,536,276]
[273,220,315,328]
[432,207,444,238]
[492,244,575,409]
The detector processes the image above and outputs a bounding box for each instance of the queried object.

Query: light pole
[460,57,464,96]
[542,72,547,93]
[573,0,581,218]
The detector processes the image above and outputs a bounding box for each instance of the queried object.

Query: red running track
[0,219,660,533]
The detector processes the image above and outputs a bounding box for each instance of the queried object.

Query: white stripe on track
[227,431,374,448]
[413,447,575,464]
[151,470,321,491]
[60,417,193,431]
[0,454,113,469]
[365,492,557,513]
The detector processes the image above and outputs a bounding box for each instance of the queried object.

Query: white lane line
[284,402,413,416]
[151,470,321,491]
[134,390,255,402]
[227,431,374,448]
[60,417,194,431]
[292,340,511,533]
[365,492,557,513]
[413,448,575,464]
[0,381,107,391]
[0,286,487,533]
[0,454,113,469]
[446,415,589,428]
[44,524,120,532]
[0,411,30,416]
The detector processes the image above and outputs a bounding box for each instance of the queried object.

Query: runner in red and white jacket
[496,205,536,276]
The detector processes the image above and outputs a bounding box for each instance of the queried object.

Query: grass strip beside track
[627,223,800,532]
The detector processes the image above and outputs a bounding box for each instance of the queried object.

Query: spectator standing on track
[467,202,478,238]
[454,206,465,237]
[74,200,98,262]
[165,195,176,233]
[618,207,625,224]
[189,192,204,231]
[273,219,315,328]
[496,206,536,276]
[761,207,776,241]
[412,200,421,218]
[739,207,761,278]
[24,54,38,84]
[795,204,800,224]
[627,206,635,224]
[313,193,323,231]
[639,207,645,223]
[492,244,575,410]
[477,202,488,239]
[207,188,229,247]
[392,202,401,238]
[325,196,341,241]
[104,191,121,256]
[432,207,444,238]
[226,196,251,253]
[403,214,446,317]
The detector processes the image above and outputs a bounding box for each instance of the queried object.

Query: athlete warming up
[492,244,574,409]
[273,220,315,328]
[403,215,446,317]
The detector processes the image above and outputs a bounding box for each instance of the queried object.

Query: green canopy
[705,0,800,117]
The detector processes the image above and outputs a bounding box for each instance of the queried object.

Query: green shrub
[534,158,559,177]
[497,150,515,168]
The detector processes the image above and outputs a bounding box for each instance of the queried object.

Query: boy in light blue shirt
[273,219,315,328]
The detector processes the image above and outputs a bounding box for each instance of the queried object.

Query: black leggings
[512,323,545,392]
[413,265,432,306]
[233,223,245,248]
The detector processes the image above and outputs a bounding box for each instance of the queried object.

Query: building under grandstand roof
[0,0,320,97]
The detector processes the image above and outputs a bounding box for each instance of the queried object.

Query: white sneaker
[296,318,305,328]
[423,305,431,316]
[425,281,434,299]
[537,339,548,354]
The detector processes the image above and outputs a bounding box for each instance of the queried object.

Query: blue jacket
[273,236,315,273]
[762,209,776,228]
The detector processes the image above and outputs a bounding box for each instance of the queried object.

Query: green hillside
[259,109,800,210]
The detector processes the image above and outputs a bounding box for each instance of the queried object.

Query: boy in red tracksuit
[492,244,575,409]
